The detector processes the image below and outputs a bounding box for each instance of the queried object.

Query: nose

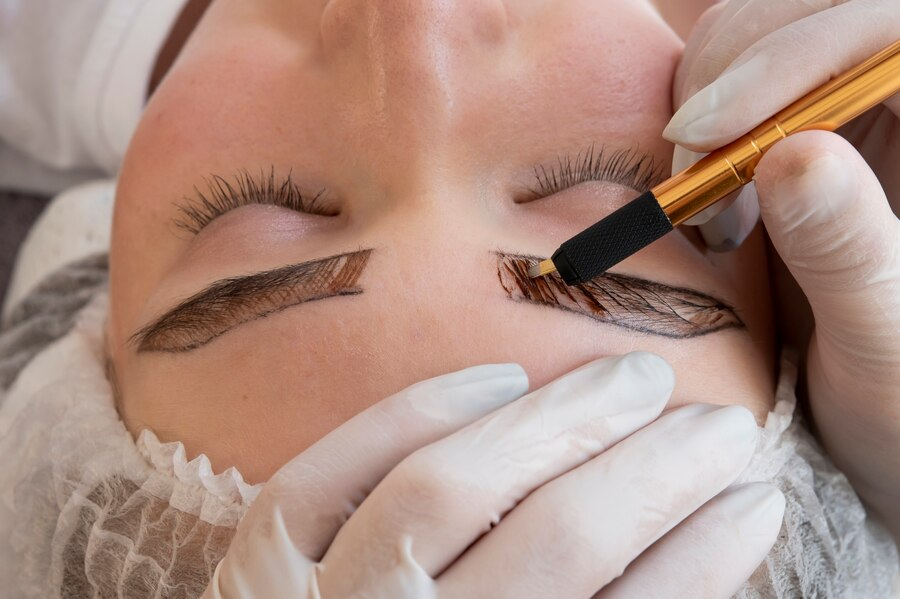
[319,0,509,61]
[316,0,513,190]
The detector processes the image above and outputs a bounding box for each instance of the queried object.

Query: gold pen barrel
[655,39,900,226]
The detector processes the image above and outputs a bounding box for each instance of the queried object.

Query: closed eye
[174,168,338,235]
[522,145,666,202]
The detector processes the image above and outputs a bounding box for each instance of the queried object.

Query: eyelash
[175,148,662,233]
[175,169,336,234]
[526,146,665,200]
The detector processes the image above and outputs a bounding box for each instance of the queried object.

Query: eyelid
[174,168,337,235]
[523,145,666,201]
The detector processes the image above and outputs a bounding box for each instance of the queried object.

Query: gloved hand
[203,353,785,598]
[663,0,900,537]
[665,0,899,249]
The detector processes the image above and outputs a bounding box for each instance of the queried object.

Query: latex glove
[665,0,900,537]
[204,353,784,598]
[664,0,900,250]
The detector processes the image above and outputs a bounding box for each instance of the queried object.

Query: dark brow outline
[131,249,372,353]
[496,252,744,338]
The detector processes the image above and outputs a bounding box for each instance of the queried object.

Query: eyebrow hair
[132,249,372,353]
[496,253,744,338]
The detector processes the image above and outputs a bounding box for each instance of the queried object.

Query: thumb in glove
[754,129,900,537]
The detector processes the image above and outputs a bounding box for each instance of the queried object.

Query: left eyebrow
[496,252,744,338]
[132,249,372,353]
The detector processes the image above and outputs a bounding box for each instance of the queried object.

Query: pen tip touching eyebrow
[527,259,556,279]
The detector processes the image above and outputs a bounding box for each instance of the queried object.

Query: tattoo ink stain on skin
[133,249,372,353]
[495,253,744,339]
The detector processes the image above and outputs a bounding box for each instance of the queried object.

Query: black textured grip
[553,191,673,285]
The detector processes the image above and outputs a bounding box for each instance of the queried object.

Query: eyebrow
[496,253,744,338]
[132,250,372,353]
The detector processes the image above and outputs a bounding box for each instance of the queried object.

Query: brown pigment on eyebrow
[133,250,372,353]
[495,253,744,339]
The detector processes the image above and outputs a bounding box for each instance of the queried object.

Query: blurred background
[1,193,50,302]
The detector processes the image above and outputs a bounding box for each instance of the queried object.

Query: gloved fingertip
[409,363,529,421]
[437,363,528,388]
[571,352,674,420]
[664,53,770,150]
[459,363,530,398]
[718,483,786,539]
[619,351,675,390]
[568,352,675,413]
[671,145,708,176]
[697,185,760,252]
[683,186,743,226]
[698,224,738,253]
[683,197,731,226]
[758,151,857,230]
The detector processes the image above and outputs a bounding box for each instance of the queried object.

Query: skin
[109,0,774,484]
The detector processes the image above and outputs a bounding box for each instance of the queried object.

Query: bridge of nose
[316,0,512,132]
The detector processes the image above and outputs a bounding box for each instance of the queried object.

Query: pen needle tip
[528,259,557,279]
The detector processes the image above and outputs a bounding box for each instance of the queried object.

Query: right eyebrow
[132,249,372,353]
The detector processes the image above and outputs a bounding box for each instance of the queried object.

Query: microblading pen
[530,39,900,286]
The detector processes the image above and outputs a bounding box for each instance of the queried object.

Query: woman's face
[109,0,775,483]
